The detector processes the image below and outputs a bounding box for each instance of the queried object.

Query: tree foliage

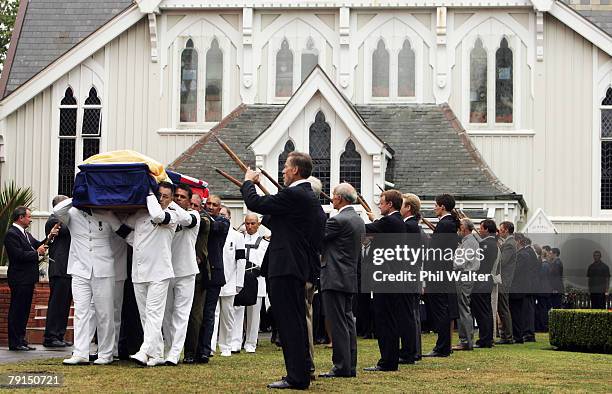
[0,0,20,73]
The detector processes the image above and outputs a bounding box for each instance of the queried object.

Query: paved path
[0,347,72,364]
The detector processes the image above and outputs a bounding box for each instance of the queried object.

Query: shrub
[549,309,612,354]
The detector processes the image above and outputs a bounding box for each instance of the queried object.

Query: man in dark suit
[399,193,423,363]
[195,194,230,363]
[4,206,54,350]
[509,233,535,343]
[423,194,460,357]
[362,190,407,372]
[319,183,365,378]
[241,151,323,390]
[495,221,516,344]
[43,195,73,348]
[471,219,498,348]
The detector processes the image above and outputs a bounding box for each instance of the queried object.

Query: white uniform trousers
[72,275,114,360]
[162,275,195,362]
[88,279,125,357]
[134,279,170,359]
[212,295,236,354]
[230,297,263,352]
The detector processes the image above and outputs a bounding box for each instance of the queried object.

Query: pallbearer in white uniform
[231,213,269,353]
[123,182,178,367]
[53,198,117,366]
[212,206,245,356]
[162,184,200,366]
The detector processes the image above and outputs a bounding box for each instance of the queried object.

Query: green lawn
[0,333,610,393]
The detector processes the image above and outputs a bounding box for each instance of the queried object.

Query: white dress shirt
[125,195,178,283]
[170,205,201,278]
[244,232,269,297]
[220,228,246,297]
[53,198,115,279]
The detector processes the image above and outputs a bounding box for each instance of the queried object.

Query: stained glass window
[180,39,198,122]
[206,38,223,122]
[278,140,295,185]
[340,140,361,193]
[372,40,389,97]
[601,88,612,209]
[276,39,293,97]
[309,111,331,202]
[301,37,318,82]
[58,88,77,196]
[398,39,415,97]
[495,38,513,123]
[470,38,487,123]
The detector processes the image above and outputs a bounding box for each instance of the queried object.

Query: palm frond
[0,181,36,266]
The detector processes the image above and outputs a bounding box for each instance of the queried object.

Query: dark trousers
[184,274,205,358]
[550,293,563,309]
[8,284,35,348]
[196,285,220,357]
[425,293,451,355]
[399,293,419,362]
[118,276,143,357]
[523,295,535,340]
[373,293,401,370]
[590,293,606,309]
[356,292,374,337]
[497,290,513,340]
[509,295,525,342]
[44,276,72,343]
[471,292,493,347]
[269,276,310,389]
[535,295,550,332]
[322,290,357,376]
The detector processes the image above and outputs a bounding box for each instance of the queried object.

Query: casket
[72,163,158,209]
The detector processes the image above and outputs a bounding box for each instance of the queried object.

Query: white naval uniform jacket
[244,233,269,297]
[170,205,200,278]
[53,198,115,279]
[110,234,128,282]
[125,195,178,283]
[219,228,246,297]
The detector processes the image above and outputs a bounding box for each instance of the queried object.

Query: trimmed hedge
[549,309,612,354]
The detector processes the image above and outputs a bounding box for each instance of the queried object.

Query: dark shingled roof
[562,0,612,37]
[170,103,523,205]
[1,0,133,98]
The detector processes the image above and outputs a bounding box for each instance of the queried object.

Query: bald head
[244,213,260,235]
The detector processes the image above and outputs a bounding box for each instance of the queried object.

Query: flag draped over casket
[166,171,210,201]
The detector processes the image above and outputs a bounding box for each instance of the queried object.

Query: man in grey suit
[319,183,365,378]
[496,221,517,344]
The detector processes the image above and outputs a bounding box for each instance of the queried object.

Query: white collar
[288,179,310,188]
[12,223,26,236]
[403,215,415,222]
[439,213,451,219]
[338,205,352,213]
[386,210,399,217]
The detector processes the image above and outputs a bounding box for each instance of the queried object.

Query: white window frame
[174,35,231,129]
[461,19,522,131]
[598,86,612,214]
[363,18,424,103]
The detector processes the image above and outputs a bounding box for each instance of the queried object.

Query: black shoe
[423,351,450,358]
[319,370,355,378]
[164,360,178,366]
[182,357,195,364]
[473,343,493,349]
[231,350,240,354]
[196,355,209,364]
[363,366,395,372]
[89,354,98,361]
[9,345,29,351]
[43,340,66,348]
[267,380,303,389]
[24,345,36,351]
[398,358,416,364]
[495,339,514,345]
[523,337,536,343]
[62,341,73,346]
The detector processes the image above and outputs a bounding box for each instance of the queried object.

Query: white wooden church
[0,0,611,236]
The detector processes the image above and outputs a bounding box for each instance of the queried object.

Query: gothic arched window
[340,140,362,193]
[495,37,513,123]
[309,111,331,201]
[372,39,389,97]
[82,87,101,160]
[278,140,295,185]
[601,87,612,209]
[58,87,77,196]
[398,39,415,97]
[206,38,223,121]
[470,38,487,123]
[180,39,198,122]
[276,39,293,97]
[301,37,319,82]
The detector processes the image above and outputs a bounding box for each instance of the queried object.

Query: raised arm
[52,197,73,225]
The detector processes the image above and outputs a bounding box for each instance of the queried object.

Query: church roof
[169,103,524,205]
